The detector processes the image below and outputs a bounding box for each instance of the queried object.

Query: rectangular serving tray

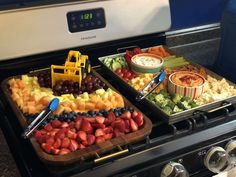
[98,45,236,124]
[1,68,152,165]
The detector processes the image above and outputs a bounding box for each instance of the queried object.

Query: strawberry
[120,111,131,119]
[83,117,96,123]
[34,130,46,144]
[53,138,62,149]
[68,121,75,129]
[77,131,87,141]
[124,119,131,133]
[67,130,77,139]
[41,143,53,154]
[115,119,125,133]
[79,143,86,149]
[95,116,105,124]
[133,114,144,127]
[55,130,65,139]
[61,122,69,128]
[95,128,105,137]
[51,147,60,155]
[69,139,79,151]
[106,111,116,125]
[75,118,83,130]
[44,123,53,132]
[51,120,62,128]
[130,119,138,132]
[59,148,71,155]
[114,128,125,137]
[81,140,89,146]
[61,137,70,148]
[91,123,106,129]
[103,133,113,140]
[49,128,59,137]
[81,119,93,133]
[131,111,138,118]
[46,137,55,146]
[104,126,113,134]
[87,134,96,145]
[96,136,105,144]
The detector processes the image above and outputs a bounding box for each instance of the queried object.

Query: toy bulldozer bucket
[51,50,91,87]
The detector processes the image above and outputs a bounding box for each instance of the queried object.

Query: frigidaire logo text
[81,35,96,40]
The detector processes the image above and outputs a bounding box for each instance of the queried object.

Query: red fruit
[107,111,116,123]
[92,123,106,129]
[59,148,71,155]
[70,128,77,133]
[79,144,86,149]
[124,72,132,79]
[51,147,60,155]
[44,123,53,132]
[77,131,87,141]
[75,118,83,130]
[81,140,89,146]
[81,119,93,133]
[34,130,46,144]
[55,129,65,139]
[69,122,75,129]
[41,143,53,154]
[133,115,144,127]
[87,134,96,145]
[51,120,62,128]
[132,111,138,118]
[114,128,125,137]
[95,129,105,137]
[130,119,138,132]
[53,138,62,149]
[124,119,131,133]
[103,133,113,140]
[115,119,125,133]
[49,128,59,137]
[96,136,105,144]
[83,117,96,123]
[95,116,105,124]
[115,68,122,74]
[69,139,79,152]
[46,137,55,145]
[61,137,70,148]
[120,111,131,119]
[61,122,69,128]
[67,130,77,139]
[104,126,113,134]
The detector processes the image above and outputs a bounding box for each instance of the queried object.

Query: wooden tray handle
[94,146,129,163]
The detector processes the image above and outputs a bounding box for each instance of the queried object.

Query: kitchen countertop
[0,24,221,177]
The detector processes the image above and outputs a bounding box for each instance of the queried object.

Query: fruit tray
[98,45,236,124]
[1,68,152,165]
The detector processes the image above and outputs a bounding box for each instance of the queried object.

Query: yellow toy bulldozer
[51,50,91,87]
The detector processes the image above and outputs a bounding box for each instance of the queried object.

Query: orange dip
[171,72,204,87]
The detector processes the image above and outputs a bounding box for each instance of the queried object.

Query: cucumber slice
[111,62,122,71]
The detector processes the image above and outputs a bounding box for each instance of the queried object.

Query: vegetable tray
[98,45,236,124]
[1,68,152,165]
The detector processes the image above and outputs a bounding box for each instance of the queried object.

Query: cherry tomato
[115,68,122,74]
[124,72,132,79]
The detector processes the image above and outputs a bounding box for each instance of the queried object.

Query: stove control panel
[67,8,106,33]
[161,162,189,177]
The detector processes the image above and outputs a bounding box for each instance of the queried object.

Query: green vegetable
[163,56,190,68]
[172,93,182,104]
[177,101,192,110]
[162,106,173,115]
[102,56,127,71]
[173,105,183,113]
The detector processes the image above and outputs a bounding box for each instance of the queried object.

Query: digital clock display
[67,8,106,33]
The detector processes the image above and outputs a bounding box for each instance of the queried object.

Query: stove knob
[225,140,236,165]
[204,146,229,173]
[161,162,189,177]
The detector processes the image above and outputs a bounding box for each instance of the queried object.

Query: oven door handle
[94,146,129,163]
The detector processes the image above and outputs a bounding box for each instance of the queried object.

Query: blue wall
[169,0,228,29]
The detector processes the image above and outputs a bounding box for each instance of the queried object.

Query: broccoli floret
[189,100,198,108]
[162,106,173,115]
[167,100,175,110]
[154,94,165,103]
[177,101,192,110]
[148,93,157,102]
[172,93,182,104]
[180,96,192,102]
[159,90,170,99]
[173,105,184,113]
